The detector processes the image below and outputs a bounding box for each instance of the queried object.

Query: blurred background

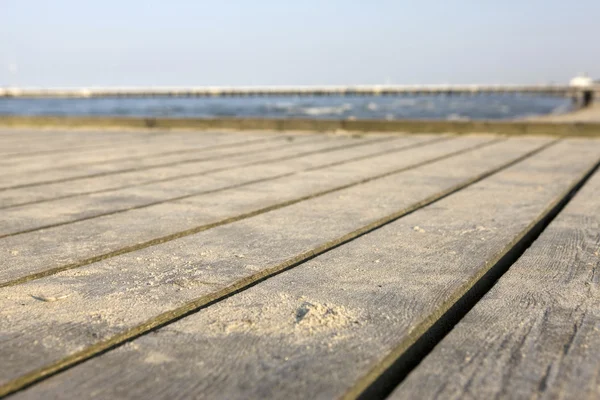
[1,0,598,120]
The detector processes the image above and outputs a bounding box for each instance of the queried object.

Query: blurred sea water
[0,94,573,121]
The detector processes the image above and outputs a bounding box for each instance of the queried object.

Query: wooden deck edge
[1,116,600,136]
[349,150,600,400]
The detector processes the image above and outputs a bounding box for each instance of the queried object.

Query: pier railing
[0,84,597,99]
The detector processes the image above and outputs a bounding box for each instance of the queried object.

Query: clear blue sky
[1,0,598,87]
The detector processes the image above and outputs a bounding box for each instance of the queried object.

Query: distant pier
[0,84,597,100]
[2,84,596,110]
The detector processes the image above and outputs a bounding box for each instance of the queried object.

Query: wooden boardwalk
[1,128,599,399]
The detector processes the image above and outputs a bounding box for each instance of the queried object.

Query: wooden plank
[0,134,422,209]
[0,135,497,287]
[0,134,410,209]
[0,135,405,234]
[5,138,598,400]
[0,136,558,396]
[0,127,262,150]
[0,133,321,190]
[0,127,148,147]
[0,127,226,151]
[389,164,600,398]
[0,131,277,173]
[0,129,358,160]
[0,127,160,141]
[0,128,187,157]
[0,132,287,185]
[0,131,125,151]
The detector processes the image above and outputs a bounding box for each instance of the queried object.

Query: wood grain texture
[0,131,276,174]
[0,129,163,157]
[0,133,319,191]
[0,133,402,209]
[0,128,253,161]
[8,138,599,400]
[390,158,600,399]
[0,134,385,235]
[0,137,551,396]
[0,135,491,286]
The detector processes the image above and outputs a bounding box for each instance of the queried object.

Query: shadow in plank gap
[389,166,600,398]
[357,159,600,400]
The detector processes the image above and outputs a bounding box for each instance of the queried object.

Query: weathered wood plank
[0,133,322,190]
[389,164,600,399]
[0,131,277,173]
[0,133,400,209]
[0,136,558,396]
[0,128,192,157]
[0,130,277,161]
[0,127,160,142]
[6,139,598,400]
[0,137,410,210]
[0,127,144,147]
[0,136,295,188]
[0,135,497,286]
[0,127,269,148]
[0,135,411,235]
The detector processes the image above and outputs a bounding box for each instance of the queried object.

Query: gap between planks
[389,152,600,399]
[352,154,600,400]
